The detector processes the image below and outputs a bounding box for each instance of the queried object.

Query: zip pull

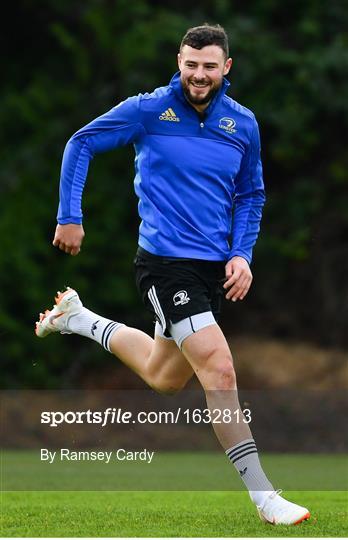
[200,122,204,128]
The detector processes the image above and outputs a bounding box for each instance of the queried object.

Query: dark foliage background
[1,0,347,388]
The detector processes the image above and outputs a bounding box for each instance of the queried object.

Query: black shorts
[134,247,226,336]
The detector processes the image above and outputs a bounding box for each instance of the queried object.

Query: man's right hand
[52,224,85,256]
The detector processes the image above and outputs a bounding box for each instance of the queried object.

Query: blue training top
[57,72,265,263]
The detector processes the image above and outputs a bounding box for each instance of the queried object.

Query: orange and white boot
[257,490,310,525]
[35,287,83,338]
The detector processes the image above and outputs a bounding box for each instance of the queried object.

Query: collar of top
[169,71,230,115]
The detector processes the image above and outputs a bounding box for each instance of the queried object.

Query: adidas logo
[159,108,180,122]
[91,320,100,336]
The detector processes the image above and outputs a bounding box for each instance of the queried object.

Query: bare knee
[150,375,189,395]
[197,347,236,390]
[146,357,191,395]
[151,380,186,396]
[205,361,236,390]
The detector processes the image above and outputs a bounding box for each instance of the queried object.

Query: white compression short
[154,311,217,349]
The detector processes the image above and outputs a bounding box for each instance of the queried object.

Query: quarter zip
[197,110,206,130]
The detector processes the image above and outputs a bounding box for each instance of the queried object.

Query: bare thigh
[110,325,193,393]
[147,334,194,392]
[181,324,235,388]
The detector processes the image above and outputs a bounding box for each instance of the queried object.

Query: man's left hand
[224,256,253,301]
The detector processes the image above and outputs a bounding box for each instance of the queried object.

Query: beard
[181,78,221,106]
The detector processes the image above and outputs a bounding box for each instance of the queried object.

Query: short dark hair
[180,23,229,59]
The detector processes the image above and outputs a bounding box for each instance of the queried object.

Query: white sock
[67,307,124,352]
[225,438,274,506]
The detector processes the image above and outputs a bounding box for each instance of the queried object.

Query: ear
[177,53,182,70]
[223,57,233,76]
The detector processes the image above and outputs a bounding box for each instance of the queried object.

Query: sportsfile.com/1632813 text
[40,407,252,427]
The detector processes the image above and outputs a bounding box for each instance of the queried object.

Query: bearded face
[178,45,232,111]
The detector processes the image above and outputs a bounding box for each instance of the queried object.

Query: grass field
[1,490,347,537]
[1,452,347,537]
[2,451,347,491]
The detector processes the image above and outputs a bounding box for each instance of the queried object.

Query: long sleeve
[229,119,266,264]
[57,96,146,224]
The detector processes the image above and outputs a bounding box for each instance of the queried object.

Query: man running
[36,23,310,525]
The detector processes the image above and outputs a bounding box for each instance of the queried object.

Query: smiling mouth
[190,81,210,89]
